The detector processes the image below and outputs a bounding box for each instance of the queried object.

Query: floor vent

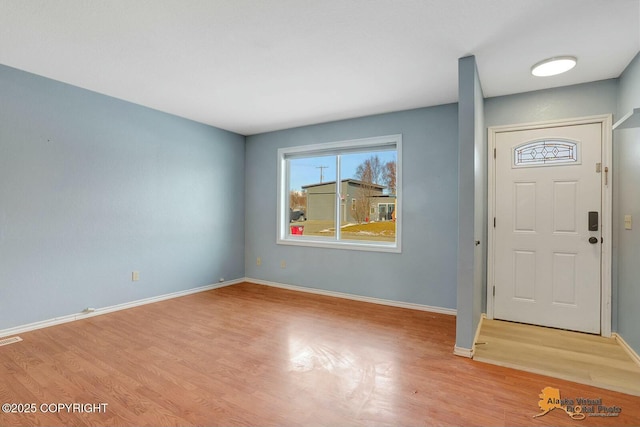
[0,336,23,347]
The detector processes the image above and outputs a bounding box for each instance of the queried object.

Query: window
[378,203,395,221]
[513,139,580,167]
[277,135,401,252]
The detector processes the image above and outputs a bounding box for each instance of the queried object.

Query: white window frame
[277,134,402,253]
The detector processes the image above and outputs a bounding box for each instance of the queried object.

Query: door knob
[589,237,598,244]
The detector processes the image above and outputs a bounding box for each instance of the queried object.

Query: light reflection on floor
[287,323,397,421]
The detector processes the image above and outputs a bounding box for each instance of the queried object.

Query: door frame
[487,114,613,337]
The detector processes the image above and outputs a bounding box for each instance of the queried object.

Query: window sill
[277,237,401,253]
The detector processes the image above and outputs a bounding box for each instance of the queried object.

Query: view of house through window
[279,135,401,251]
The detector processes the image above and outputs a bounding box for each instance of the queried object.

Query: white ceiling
[1,1,638,135]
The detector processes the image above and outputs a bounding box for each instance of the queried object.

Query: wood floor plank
[475,318,640,397]
[1,282,639,426]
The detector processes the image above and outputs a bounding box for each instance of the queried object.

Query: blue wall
[615,52,640,354]
[245,106,459,309]
[0,65,246,330]
[485,79,618,128]
[456,56,486,351]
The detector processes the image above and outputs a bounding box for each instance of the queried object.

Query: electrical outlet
[624,214,632,230]
[257,257,262,266]
[281,260,286,269]
[219,278,224,282]
[132,271,140,281]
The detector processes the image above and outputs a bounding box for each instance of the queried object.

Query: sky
[289,150,396,192]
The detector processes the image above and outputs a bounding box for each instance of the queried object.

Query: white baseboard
[453,314,485,359]
[1,277,457,339]
[613,332,640,368]
[453,346,474,358]
[245,277,457,316]
[0,278,243,339]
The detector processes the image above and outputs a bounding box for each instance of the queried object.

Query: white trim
[613,333,640,369]
[0,279,243,339]
[246,277,457,316]
[453,346,474,358]
[612,107,640,130]
[600,114,613,337]
[487,114,613,337]
[455,314,485,359]
[273,237,401,253]
[0,277,456,339]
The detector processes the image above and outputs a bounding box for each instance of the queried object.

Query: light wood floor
[474,318,640,397]
[0,282,638,426]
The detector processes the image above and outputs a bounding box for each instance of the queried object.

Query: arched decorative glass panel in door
[513,139,580,167]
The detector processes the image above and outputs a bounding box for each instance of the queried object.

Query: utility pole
[316,166,328,183]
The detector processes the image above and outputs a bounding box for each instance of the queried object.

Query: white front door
[494,122,602,334]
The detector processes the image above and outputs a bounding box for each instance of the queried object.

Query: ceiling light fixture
[531,56,577,77]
